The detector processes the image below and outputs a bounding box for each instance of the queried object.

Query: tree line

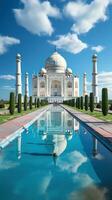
[63,88,109,116]
[9,92,48,115]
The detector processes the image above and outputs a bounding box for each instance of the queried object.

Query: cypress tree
[85,95,89,111]
[102,88,108,116]
[71,99,75,107]
[78,97,81,109]
[18,93,22,113]
[76,98,78,108]
[90,92,94,112]
[9,92,15,115]
[34,98,37,108]
[24,95,27,111]
[37,98,40,108]
[40,100,44,106]
[29,96,32,110]
[81,96,83,110]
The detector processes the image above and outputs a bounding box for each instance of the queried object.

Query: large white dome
[45,51,67,73]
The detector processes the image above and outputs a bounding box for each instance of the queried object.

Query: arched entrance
[51,80,61,96]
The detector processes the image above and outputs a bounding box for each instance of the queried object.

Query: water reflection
[1,105,112,200]
[33,106,79,156]
[18,134,21,160]
[92,137,98,157]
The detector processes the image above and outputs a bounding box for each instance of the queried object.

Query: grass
[80,110,112,122]
[0,106,41,124]
[66,106,112,122]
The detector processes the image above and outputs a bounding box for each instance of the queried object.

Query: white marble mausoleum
[32,51,79,103]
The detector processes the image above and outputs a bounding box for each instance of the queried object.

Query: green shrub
[90,92,94,112]
[96,103,101,109]
[24,95,27,111]
[81,96,83,110]
[9,92,15,115]
[40,100,44,106]
[29,96,32,109]
[76,98,78,108]
[71,99,75,107]
[102,88,108,116]
[85,95,89,111]
[18,94,22,113]
[34,98,37,108]
[109,104,112,111]
[0,100,5,108]
[37,98,40,108]
[78,97,81,109]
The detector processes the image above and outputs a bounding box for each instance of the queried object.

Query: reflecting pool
[0,105,112,200]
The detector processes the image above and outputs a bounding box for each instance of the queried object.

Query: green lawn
[0,107,40,124]
[67,106,112,122]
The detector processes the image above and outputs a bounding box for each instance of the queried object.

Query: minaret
[83,72,87,97]
[92,54,99,103]
[92,137,98,157]
[16,53,22,100]
[25,72,29,98]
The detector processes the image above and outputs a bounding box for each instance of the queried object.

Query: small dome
[92,54,97,59]
[16,53,21,58]
[45,51,67,73]
[40,68,47,75]
[66,68,72,74]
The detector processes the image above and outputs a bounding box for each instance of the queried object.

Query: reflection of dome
[53,135,67,156]
[40,68,47,75]
[45,51,67,73]
[66,68,72,74]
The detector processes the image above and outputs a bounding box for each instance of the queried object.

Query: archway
[51,80,61,96]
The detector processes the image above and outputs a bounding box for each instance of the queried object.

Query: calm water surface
[0,105,112,200]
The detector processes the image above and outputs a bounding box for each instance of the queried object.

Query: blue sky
[0,0,112,99]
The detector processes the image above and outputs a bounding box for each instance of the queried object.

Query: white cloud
[86,72,112,99]
[98,71,112,99]
[2,86,15,90]
[57,151,87,173]
[0,75,15,80]
[13,0,60,36]
[0,35,20,55]
[0,155,19,170]
[91,45,104,53]
[64,0,112,34]
[98,71,112,85]
[49,33,88,54]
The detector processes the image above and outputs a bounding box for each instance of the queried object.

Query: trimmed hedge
[24,95,27,111]
[90,92,94,112]
[77,97,81,109]
[102,88,108,116]
[85,95,89,111]
[29,96,32,110]
[18,93,22,113]
[37,98,40,108]
[34,98,37,108]
[81,96,83,110]
[9,92,15,115]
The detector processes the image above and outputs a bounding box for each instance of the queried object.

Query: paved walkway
[0,106,48,148]
[62,105,112,152]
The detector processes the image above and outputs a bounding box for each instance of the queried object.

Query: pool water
[0,105,112,200]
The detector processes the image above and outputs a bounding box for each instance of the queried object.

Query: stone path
[62,105,112,152]
[0,106,48,148]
